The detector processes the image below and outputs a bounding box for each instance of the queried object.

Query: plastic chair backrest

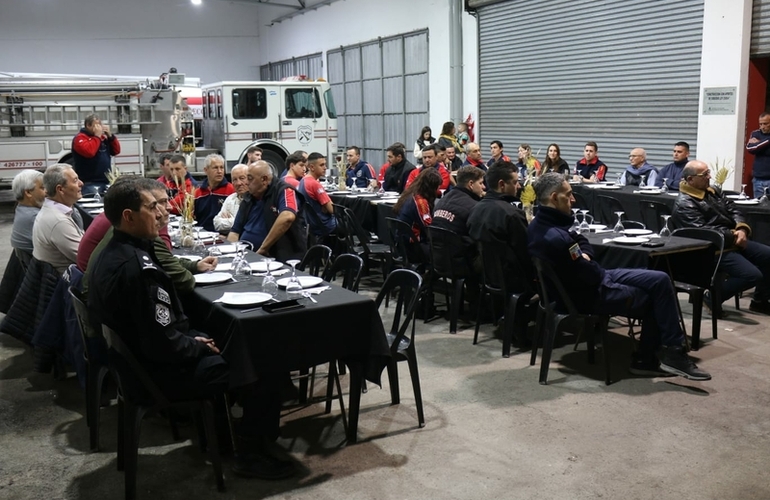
[532,257,580,317]
[478,239,510,295]
[596,194,625,226]
[620,220,646,230]
[671,227,725,287]
[640,200,671,232]
[68,287,97,362]
[298,244,331,276]
[374,269,423,354]
[425,226,471,279]
[322,253,364,292]
[101,324,170,406]
[385,217,415,267]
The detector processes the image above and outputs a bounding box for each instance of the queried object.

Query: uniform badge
[155,304,171,326]
[569,243,582,261]
[157,287,170,304]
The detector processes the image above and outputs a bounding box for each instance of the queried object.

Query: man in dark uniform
[88,178,295,479]
[433,165,484,254]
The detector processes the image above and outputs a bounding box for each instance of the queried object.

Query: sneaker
[658,346,712,381]
[629,353,674,377]
[232,451,296,480]
[749,300,770,315]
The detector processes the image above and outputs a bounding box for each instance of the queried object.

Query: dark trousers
[592,268,684,356]
[719,240,770,303]
[154,355,281,442]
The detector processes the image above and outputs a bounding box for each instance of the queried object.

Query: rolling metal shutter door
[476,0,704,177]
[327,30,429,167]
[752,0,770,56]
[259,53,323,81]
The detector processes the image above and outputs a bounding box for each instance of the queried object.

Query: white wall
[256,0,480,136]
[696,0,753,189]
[0,0,263,84]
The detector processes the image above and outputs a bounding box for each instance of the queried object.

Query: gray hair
[534,172,567,205]
[230,163,248,175]
[204,153,225,169]
[12,169,44,201]
[42,163,74,196]
[84,114,101,128]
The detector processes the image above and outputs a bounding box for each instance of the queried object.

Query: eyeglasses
[628,154,643,158]
[691,170,711,177]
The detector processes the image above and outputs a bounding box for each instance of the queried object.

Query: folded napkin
[213,292,241,303]
[304,285,330,295]
[255,269,290,277]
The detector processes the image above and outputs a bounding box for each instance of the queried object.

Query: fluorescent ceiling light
[191,0,202,5]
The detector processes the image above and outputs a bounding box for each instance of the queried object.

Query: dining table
[176,248,390,444]
[328,190,398,243]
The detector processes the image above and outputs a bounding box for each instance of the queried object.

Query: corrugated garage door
[752,0,770,56]
[327,30,429,168]
[260,53,323,81]
[473,0,704,177]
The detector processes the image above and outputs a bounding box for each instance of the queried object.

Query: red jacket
[405,164,451,193]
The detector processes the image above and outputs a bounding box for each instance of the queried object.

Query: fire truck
[200,77,338,175]
[0,72,197,184]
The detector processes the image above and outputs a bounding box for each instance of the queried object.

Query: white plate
[250,261,284,272]
[80,202,104,208]
[613,236,649,245]
[640,189,662,195]
[215,262,234,272]
[88,209,104,215]
[726,194,743,199]
[198,231,219,239]
[623,228,653,236]
[735,199,760,205]
[216,244,249,254]
[78,197,99,203]
[178,255,202,262]
[588,224,607,231]
[217,292,273,307]
[599,184,621,190]
[194,272,233,285]
[276,276,324,289]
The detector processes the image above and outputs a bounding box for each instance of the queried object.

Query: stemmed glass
[578,210,591,234]
[639,176,647,188]
[512,201,522,209]
[285,259,303,298]
[616,172,623,185]
[760,187,769,204]
[207,237,222,258]
[231,249,252,281]
[661,178,669,193]
[192,227,205,256]
[740,183,749,199]
[92,190,102,203]
[659,215,672,241]
[613,211,625,234]
[570,208,580,232]
[261,257,279,295]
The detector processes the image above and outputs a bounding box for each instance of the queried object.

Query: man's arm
[108,134,121,156]
[72,133,101,158]
[52,218,83,265]
[213,196,236,232]
[746,131,770,154]
[152,237,196,294]
[258,211,295,256]
[672,197,737,246]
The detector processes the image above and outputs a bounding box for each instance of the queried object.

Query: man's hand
[749,137,760,145]
[196,256,218,272]
[102,124,111,137]
[220,210,231,219]
[734,229,749,249]
[256,246,270,256]
[194,336,220,354]
[582,253,592,261]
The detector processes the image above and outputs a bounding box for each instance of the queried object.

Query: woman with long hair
[413,126,436,164]
[516,143,541,180]
[393,168,442,263]
[437,121,464,154]
[541,143,569,175]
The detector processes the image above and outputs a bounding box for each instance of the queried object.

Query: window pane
[285,88,322,119]
[324,90,337,119]
[232,88,267,119]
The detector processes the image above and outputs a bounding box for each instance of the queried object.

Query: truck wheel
[260,150,285,178]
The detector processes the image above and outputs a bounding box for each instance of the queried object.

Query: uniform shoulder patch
[155,304,171,326]
[157,287,170,304]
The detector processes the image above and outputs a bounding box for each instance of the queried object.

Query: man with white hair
[194,154,234,231]
[11,170,46,257]
[213,163,249,232]
[32,164,84,274]
[619,148,658,186]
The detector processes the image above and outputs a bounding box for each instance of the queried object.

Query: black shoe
[749,300,770,315]
[629,353,674,377]
[232,451,296,480]
[658,346,712,381]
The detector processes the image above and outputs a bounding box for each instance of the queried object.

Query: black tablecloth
[573,185,770,246]
[181,253,390,388]
[329,193,396,243]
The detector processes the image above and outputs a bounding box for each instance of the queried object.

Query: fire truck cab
[201,78,338,175]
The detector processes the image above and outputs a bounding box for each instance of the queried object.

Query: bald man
[673,160,770,315]
[227,161,307,261]
[619,148,658,186]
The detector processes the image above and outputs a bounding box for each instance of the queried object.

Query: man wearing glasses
[619,148,658,187]
[673,160,770,316]
[462,142,486,171]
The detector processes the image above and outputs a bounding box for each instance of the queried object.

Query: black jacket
[672,183,750,248]
[383,159,415,193]
[88,230,209,371]
[433,187,480,246]
[466,190,533,293]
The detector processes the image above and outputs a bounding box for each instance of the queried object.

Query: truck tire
[260,150,285,178]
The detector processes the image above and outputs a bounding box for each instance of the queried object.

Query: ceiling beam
[269,0,341,24]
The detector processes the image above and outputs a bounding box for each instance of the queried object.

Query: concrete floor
[1,201,770,500]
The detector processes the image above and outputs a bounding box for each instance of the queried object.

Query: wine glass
[512,201,522,209]
[760,187,769,204]
[570,208,580,232]
[659,215,672,240]
[616,172,623,185]
[192,227,205,256]
[639,176,647,188]
[285,259,303,298]
[92,190,102,203]
[613,211,625,234]
[579,210,590,234]
[661,178,669,193]
[207,237,222,258]
[233,256,252,281]
[740,183,748,199]
[261,257,279,295]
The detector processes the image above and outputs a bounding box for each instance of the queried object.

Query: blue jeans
[81,182,108,196]
[752,178,770,199]
[592,268,684,355]
[719,240,770,303]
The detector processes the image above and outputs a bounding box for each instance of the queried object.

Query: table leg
[346,361,363,444]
